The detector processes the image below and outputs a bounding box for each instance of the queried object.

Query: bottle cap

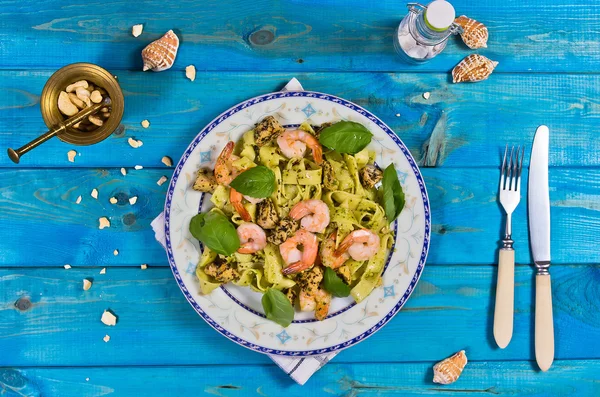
[425,0,456,32]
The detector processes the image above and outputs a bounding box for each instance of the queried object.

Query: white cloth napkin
[151,78,337,385]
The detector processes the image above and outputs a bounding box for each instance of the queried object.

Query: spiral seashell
[142,30,179,72]
[455,15,488,49]
[452,54,498,83]
[433,350,468,385]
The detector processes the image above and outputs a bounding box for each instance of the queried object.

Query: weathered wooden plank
[0,167,598,267]
[1,0,599,73]
[1,360,598,396]
[2,71,600,168]
[0,265,598,366]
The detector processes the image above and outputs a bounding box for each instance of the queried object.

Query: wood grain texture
[1,266,598,366]
[1,167,598,267]
[2,71,600,168]
[1,360,599,396]
[1,0,599,73]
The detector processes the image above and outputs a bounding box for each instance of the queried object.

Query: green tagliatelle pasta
[351,233,394,303]
[196,247,221,294]
[195,119,396,310]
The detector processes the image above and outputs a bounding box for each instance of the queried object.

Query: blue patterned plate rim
[164,90,431,356]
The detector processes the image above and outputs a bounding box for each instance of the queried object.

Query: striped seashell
[452,54,498,83]
[433,350,468,385]
[455,15,488,49]
[142,30,179,72]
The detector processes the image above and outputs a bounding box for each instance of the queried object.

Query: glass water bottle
[394,0,461,63]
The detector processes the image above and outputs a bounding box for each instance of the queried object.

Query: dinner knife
[528,125,554,372]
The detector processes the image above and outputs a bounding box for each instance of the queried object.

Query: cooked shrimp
[230,187,252,222]
[334,229,380,261]
[214,141,238,185]
[320,231,348,269]
[243,195,264,205]
[277,129,323,164]
[236,223,267,254]
[289,199,330,234]
[215,142,252,221]
[280,229,319,275]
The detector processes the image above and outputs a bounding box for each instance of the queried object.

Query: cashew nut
[67,149,77,162]
[76,87,91,107]
[185,65,196,82]
[132,24,143,37]
[88,114,104,127]
[58,91,79,116]
[66,80,88,93]
[98,217,111,230]
[161,156,173,166]
[90,90,103,103]
[128,137,143,148]
[68,93,86,109]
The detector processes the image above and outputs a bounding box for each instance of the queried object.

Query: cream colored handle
[535,274,554,371]
[493,249,514,348]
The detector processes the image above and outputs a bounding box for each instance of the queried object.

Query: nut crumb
[99,217,110,229]
[185,65,196,81]
[86,377,90,381]
[141,120,150,128]
[157,176,168,186]
[101,310,117,326]
[423,92,431,100]
[76,195,82,204]
[67,150,77,162]
[64,264,72,270]
[132,24,143,37]
[109,197,118,204]
[100,268,106,274]
[395,113,401,117]
[128,137,143,148]
[129,196,138,205]
[113,249,119,256]
[103,335,110,343]
[83,279,92,291]
[161,156,173,167]
[141,264,148,270]
[134,165,143,170]
[120,168,127,176]
[91,189,98,199]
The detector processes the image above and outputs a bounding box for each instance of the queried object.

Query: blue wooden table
[1,1,599,395]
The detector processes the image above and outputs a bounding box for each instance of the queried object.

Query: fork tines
[501,145,525,191]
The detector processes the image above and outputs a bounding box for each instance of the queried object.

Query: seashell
[142,30,179,72]
[455,15,488,49]
[433,350,468,385]
[452,54,498,83]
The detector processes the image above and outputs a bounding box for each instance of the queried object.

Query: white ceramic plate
[165,91,430,356]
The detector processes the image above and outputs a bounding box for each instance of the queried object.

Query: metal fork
[494,145,524,349]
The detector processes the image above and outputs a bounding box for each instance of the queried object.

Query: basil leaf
[318,121,373,154]
[381,164,405,223]
[323,267,351,298]
[229,166,276,198]
[189,211,240,256]
[261,288,294,327]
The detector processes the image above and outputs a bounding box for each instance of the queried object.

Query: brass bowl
[40,63,124,145]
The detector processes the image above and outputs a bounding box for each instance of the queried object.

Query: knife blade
[528,125,551,264]
[528,125,554,372]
